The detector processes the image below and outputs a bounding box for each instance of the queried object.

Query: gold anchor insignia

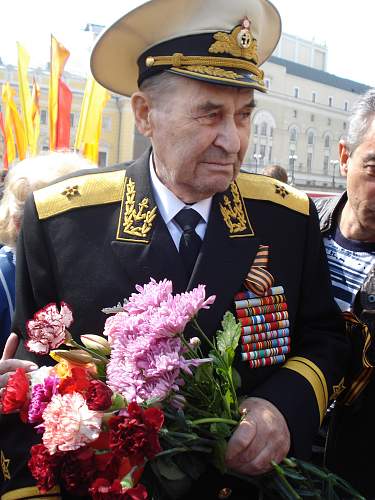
[1,450,11,480]
[61,185,80,200]
[123,179,157,238]
[331,378,346,400]
[220,183,250,234]
[275,185,289,199]
[209,20,259,64]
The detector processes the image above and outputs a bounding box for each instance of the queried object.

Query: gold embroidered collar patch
[1,450,11,480]
[116,177,157,243]
[219,182,254,238]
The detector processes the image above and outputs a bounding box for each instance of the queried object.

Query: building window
[344,101,349,112]
[327,118,331,126]
[328,96,333,107]
[254,124,259,135]
[98,151,107,167]
[260,122,267,136]
[294,87,299,98]
[323,155,329,175]
[40,109,47,125]
[324,135,330,148]
[260,144,266,158]
[289,128,297,142]
[269,126,273,138]
[310,114,315,122]
[343,122,347,130]
[312,92,316,103]
[307,131,315,145]
[293,109,297,118]
[268,146,272,162]
[264,78,270,89]
[70,113,75,127]
[307,152,313,172]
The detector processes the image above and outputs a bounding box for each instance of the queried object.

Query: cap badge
[209,18,259,64]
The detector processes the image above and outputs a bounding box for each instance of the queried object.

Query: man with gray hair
[315,88,375,498]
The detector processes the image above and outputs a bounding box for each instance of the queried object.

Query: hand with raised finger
[0,333,38,388]
[225,397,290,476]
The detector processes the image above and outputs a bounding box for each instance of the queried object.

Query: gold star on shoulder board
[62,185,80,200]
[275,185,289,198]
[1,450,11,480]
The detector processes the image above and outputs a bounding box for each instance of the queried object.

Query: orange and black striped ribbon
[245,245,274,296]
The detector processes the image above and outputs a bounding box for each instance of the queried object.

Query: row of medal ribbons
[234,286,290,369]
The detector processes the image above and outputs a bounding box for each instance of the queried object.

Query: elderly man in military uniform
[0,0,348,498]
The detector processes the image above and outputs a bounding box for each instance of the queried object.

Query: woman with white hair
[0,151,95,354]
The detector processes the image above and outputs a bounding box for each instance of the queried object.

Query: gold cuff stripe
[1,486,60,500]
[34,170,126,220]
[146,53,262,78]
[237,174,309,215]
[283,356,328,423]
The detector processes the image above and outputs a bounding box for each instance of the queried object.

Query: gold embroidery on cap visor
[143,22,266,90]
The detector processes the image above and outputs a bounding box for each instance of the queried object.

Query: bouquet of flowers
[0,279,364,499]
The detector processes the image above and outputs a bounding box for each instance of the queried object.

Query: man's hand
[0,333,37,388]
[225,397,290,475]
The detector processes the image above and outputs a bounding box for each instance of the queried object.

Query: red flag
[55,79,72,149]
[0,112,8,170]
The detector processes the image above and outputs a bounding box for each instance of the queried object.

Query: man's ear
[339,140,350,177]
[131,92,153,137]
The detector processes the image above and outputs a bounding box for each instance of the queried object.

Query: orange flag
[2,82,26,161]
[30,78,41,155]
[17,43,33,151]
[0,112,9,170]
[48,35,70,150]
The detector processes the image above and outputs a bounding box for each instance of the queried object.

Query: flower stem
[66,338,108,363]
[190,417,238,427]
[191,318,216,351]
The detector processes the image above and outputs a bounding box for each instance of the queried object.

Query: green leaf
[153,456,187,481]
[231,366,242,390]
[215,312,241,364]
[211,438,228,474]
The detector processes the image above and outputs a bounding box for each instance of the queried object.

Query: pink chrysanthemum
[124,278,173,314]
[25,302,73,354]
[42,392,102,454]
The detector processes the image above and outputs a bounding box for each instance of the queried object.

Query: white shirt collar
[149,155,212,225]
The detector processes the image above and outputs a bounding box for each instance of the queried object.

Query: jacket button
[218,487,232,498]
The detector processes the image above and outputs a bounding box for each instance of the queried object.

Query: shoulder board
[34,169,126,220]
[237,173,309,215]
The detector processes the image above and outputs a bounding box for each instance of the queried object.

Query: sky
[1,0,374,87]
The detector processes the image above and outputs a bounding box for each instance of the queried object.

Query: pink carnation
[28,375,60,426]
[42,392,102,454]
[25,302,73,355]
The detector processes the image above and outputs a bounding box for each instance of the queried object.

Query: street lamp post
[288,154,298,186]
[254,153,262,173]
[330,160,339,189]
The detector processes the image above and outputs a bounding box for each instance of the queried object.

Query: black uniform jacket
[0,150,348,499]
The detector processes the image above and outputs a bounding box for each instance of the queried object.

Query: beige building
[0,31,370,193]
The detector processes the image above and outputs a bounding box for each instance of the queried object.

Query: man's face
[148,78,253,203]
[341,116,375,239]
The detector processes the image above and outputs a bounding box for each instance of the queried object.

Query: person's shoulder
[33,163,129,221]
[237,172,309,215]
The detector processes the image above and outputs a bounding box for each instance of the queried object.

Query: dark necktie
[174,208,202,279]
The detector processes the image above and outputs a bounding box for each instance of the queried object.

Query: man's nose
[214,118,241,154]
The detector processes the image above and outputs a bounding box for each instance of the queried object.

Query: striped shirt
[323,226,375,312]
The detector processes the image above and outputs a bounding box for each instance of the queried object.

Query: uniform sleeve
[12,194,59,364]
[251,199,349,458]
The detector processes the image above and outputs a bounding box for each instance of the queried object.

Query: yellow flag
[17,42,33,151]
[1,87,16,166]
[74,76,110,163]
[49,35,70,150]
[30,78,41,155]
[2,82,27,160]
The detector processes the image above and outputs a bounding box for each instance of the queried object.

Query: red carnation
[87,379,113,410]
[1,368,30,420]
[58,366,91,395]
[109,402,164,466]
[28,444,62,493]
[89,479,148,499]
[60,446,96,496]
